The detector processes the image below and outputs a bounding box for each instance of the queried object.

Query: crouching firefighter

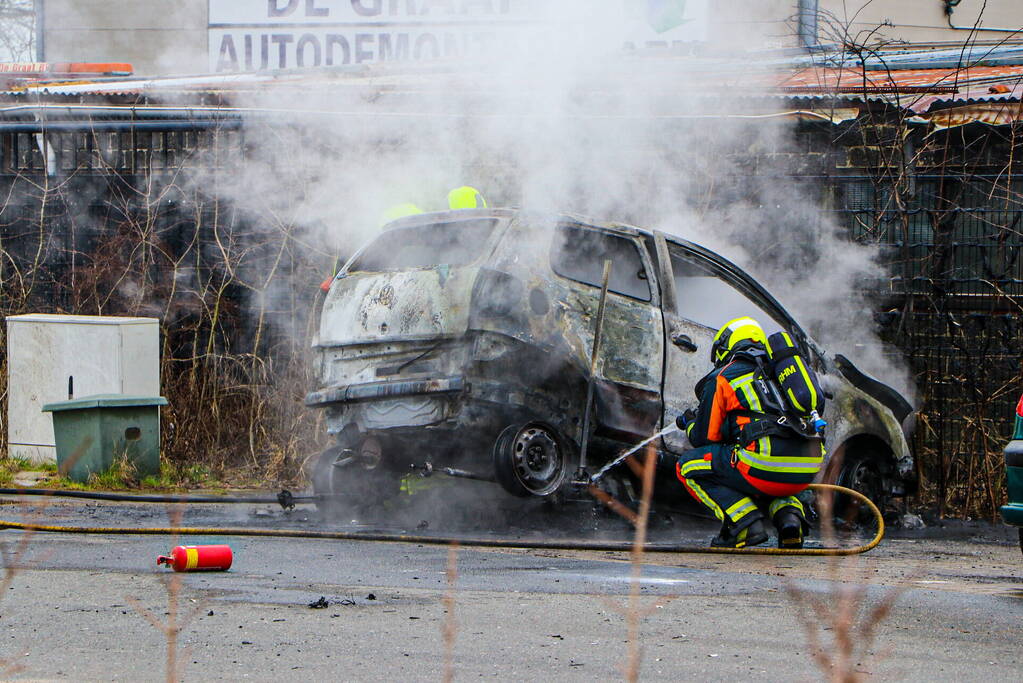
[672,316,826,549]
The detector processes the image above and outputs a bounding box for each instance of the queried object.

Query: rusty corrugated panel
[913,101,1023,128]
[909,85,1023,113]
[774,64,1023,113]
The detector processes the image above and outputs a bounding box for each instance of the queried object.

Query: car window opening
[349,219,499,273]
[669,252,784,335]
[551,224,652,301]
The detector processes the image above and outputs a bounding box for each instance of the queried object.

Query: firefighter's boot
[773,507,808,549]
[710,517,768,549]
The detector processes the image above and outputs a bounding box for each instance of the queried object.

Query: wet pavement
[0,484,1020,680]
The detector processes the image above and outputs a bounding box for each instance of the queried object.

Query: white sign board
[208,0,709,72]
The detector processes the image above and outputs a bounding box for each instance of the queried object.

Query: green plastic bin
[42,394,168,483]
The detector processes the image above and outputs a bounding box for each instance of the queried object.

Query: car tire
[835,453,889,525]
[312,433,401,518]
[492,421,572,498]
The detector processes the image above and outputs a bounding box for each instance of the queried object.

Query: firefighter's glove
[676,409,697,431]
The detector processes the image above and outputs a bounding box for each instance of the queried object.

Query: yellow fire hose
[0,483,882,556]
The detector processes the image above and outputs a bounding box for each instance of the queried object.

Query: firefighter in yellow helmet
[447,186,487,210]
[381,187,486,222]
[672,317,825,548]
[381,202,424,224]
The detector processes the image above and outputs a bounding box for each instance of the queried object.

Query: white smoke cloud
[192,0,914,401]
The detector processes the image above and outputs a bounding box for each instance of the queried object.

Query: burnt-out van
[306,209,916,513]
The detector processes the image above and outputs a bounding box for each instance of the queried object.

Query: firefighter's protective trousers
[676,356,824,527]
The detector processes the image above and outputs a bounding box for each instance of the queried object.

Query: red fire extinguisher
[157,545,233,572]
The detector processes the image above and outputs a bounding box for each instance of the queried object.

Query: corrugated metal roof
[6,49,1023,127]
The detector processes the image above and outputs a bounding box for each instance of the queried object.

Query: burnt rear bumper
[304,376,465,407]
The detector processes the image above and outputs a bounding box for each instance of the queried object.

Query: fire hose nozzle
[412,462,434,478]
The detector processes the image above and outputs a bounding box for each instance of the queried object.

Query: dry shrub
[0,140,335,487]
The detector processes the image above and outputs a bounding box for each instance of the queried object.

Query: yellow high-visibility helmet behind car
[381,202,424,223]
[448,186,487,210]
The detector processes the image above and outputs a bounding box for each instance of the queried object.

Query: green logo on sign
[647,0,689,34]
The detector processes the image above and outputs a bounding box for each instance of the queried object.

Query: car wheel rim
[510,425,565,496]
[849,462,881,501]
[840,458,886,522]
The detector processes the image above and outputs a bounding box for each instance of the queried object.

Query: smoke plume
[195,1,912,400]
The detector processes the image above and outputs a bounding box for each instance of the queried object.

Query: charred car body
[306,209,916,513]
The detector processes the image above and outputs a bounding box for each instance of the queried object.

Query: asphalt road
[0,490,1020,681]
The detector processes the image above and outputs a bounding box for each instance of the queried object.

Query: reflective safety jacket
[685,356,824,496]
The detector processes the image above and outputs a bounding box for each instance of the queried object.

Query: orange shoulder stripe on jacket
[707,373,743,442]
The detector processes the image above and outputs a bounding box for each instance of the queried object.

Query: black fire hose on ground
[0,483,883,556]
[0,488,305,504]
[0,487,308,508]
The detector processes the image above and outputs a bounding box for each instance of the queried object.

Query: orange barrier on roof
[0,62,133,76]
[58,63,133,74]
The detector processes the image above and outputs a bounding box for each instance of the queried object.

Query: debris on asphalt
[901,513,926,529]
[366,593,376,600]
[417,520,429,530]
[308,597,329,609]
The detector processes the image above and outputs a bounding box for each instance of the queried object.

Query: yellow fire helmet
[447,186,488,210]
[381,202,424,223]
[710,316,767,366]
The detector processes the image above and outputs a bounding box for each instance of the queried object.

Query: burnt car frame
[306,209,916,513]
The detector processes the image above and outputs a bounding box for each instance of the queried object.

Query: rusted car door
[546,223,665,442]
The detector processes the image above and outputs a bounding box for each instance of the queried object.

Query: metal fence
[836,174,1023,515]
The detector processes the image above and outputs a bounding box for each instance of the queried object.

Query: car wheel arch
[823,433,897,487]
[821,432,900,515]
